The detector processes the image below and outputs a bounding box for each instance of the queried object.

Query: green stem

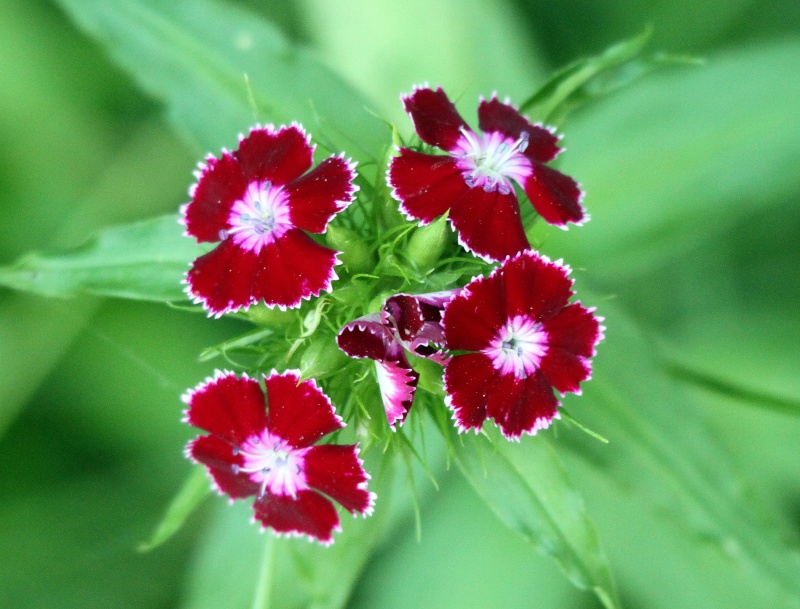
[251,535,277,609]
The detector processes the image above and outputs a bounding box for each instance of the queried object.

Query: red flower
[337,292,453,430]
[387,86,585,262]
[182,124,358,315]
[184,370,374,544]
[442,251,602,439]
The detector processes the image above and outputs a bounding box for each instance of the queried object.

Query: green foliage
[455,431,620,609]
[0,215,200,302]
[139,466,211,552]
[57,0,388,162]
[3,0,800,608]
[543,39,800,278]
[520,26,695,125]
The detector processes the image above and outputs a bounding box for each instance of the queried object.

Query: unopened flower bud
[407,215,450,272]
[247,303,296,327]
[300,336,348,380]
[326,225,374,273]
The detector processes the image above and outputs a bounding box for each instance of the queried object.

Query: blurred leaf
[544,39,800,278]
[565,300,800,605]
[606,200,800,415]
[520,25,691,123]
[0,469,189,609]
[513,0,760,66]
[56,0,388,163]
[139,466,210,552]
[0,215,199,302]
[455,431,621,609]
[661,309,800,415]
[349,468,593,609]
[0,295,99,440]
[181,501,264,609]
[184,453,396,609]
[301,0,548,125]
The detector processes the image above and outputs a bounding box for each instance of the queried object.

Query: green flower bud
[326,225,374,273]
[247,304,296,327]
[407,214,450,272]
[300,336,348,380]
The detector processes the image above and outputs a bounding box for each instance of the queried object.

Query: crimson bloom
[337,292,453,430]
[387,86,585,262]
[184,370,374,544]
[442,251,602,439]
[182,124,358,315]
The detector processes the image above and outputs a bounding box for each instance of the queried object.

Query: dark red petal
[448,186,530,262]
[252,489,340,544]
[186,238,260,315]
[538,347,591,395]
[477,97,562,163]
[183,371,267,445]
[184,153,247,242]
[409,321,447,364]
[544,303,602,357]
[285,155,357,233]
[375,359,419,429]
[264,370,343,448]
[444,353,499,432]
[502,251,574,321]
[304,444,374,515]
[388,150,465,223]
[249,228,340,309]
[415,290,458,319]
[523,162,586,227]
[234,124,314,186]
[337,314,394,361]
[443,273,506,352]
[384,294,424,341]
[401,86,468,151]
[539,303,601,393]
[486,370,559,439]
[188,435,258,499]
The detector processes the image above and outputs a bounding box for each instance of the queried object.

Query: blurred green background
[1,1,798,608]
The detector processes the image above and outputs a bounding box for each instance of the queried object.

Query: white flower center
[454,128,533,195]
[225,180,292,253]
[486,315,549,379]
[233,430,308,498]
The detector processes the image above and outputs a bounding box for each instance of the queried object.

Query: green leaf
[0,215,199,302]
[566,300,800,604]
[183,453,397,609]
[543,39,800,278]
[520,26,654,122]
[138,466,210,552]
[56,0,388,163]
[454,431,621,609]
[181,502,264,609]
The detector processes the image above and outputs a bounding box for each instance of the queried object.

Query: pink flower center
[225,180,292,253]
[486,315,549,379]
[453,129,532,195]
[233,429,308,498]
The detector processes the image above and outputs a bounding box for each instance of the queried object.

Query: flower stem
[251,535,277,609]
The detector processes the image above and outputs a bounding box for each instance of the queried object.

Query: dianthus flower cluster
[180,86,603,543]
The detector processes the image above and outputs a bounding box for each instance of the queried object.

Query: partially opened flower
[182,124,358,315]
[337,292,453,429]
[387,86,585,262]
[184,370,374,544]
[442,251,602,439]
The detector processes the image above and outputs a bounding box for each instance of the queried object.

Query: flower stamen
[226,180,291,254]
[233,431,308,498]
[454,128,532,195]
[486,316,549,379]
